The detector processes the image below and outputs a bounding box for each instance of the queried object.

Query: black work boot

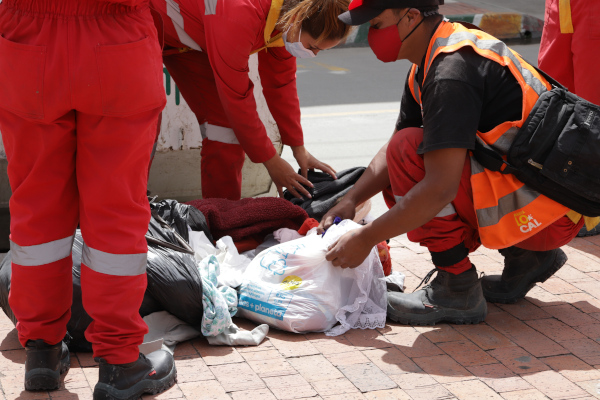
[577,224,600,237]
[24,339,70,391]
[482,247,567,304]
[387,265,487,325]
[93,350,177,400]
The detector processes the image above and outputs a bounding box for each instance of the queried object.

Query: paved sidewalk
[1,233,600,400]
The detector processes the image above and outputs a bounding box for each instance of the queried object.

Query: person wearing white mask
[151,0,351,200]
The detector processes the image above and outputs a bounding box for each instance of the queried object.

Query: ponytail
[279,0,352,44]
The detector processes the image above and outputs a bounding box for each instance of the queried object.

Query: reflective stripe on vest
[395,195,456,218]
[82,244,147,276]
[408,66,421,113]
[406,22,568,249]
[11,235,74,266]
[423,33,548,97]
[165,0,202,51]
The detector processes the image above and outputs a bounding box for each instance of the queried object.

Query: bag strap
[470,53,564,175]
[472,139,520,175]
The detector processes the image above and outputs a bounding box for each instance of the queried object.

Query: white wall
[147,53,280,200]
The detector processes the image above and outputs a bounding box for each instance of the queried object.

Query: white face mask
[283,27,316,59]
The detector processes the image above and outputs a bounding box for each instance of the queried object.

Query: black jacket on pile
[284,167,365,220]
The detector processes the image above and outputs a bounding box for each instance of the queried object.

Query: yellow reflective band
[265,0,284,46]
[251,0,285,54]
[559,0,574,34]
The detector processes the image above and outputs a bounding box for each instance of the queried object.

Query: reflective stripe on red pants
[385,128,583,274]
[0,0,165,364]
[162,50,246,200]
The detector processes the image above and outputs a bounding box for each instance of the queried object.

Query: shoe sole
[387,300,488,326]
[484,248,568,304]
[93,363,177,400]
[25,355,71,391]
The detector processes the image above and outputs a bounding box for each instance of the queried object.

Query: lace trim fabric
[321,221,388,336]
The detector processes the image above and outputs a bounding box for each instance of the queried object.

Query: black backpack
[473,68,600,216]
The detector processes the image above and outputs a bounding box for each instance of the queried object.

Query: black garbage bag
[146,201,205,331]
[144,245,203,330]
[0,199,205,352]
[150,199,212,243]
[0,253,15,326]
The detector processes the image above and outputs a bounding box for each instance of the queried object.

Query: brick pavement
[1,235,600,400]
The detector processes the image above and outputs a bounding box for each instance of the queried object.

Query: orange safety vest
[407,21,569,249]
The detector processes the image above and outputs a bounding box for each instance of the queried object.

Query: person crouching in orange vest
[319,0,584,325]
[150,0,351,200]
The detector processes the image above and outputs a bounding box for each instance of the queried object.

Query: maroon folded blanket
[186,197,309,242]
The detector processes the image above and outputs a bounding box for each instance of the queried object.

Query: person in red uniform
[539,0,600,237]
[151,0,351,200]
[0,0,176,398]
[318,0,584,325]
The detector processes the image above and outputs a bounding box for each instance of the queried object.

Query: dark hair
[279,0,352,43]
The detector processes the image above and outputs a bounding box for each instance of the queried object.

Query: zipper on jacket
[528,159,543,169]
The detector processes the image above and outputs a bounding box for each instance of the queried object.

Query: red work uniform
[383,22,583,274]
[539,0,600,104]
[151,0,303,200]
[0,0,165,364]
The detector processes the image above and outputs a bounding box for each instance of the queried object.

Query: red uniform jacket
[152,0,303,163]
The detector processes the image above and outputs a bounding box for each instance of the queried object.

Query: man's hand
[325,228,373,268]
[264,153,313,198]
[317,197,357,234]
[291,145,337,179]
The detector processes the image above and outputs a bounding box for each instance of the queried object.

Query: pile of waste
[0,169,402,352]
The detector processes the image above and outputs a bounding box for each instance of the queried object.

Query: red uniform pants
[385,128,583,274]
[0,0,166,364]
[161,49,246,200]
[539,0,600,104]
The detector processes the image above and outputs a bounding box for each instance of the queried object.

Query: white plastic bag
[188,230,252,288]
[236,220,387,335]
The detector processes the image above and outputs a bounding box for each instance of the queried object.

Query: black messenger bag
[473,69,600,217]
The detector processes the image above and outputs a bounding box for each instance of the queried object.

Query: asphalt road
[282,42,542,218]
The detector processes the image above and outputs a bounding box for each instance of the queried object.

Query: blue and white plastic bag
[236,220,387,335]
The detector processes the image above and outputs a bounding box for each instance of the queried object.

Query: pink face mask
[368,10,424,63]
